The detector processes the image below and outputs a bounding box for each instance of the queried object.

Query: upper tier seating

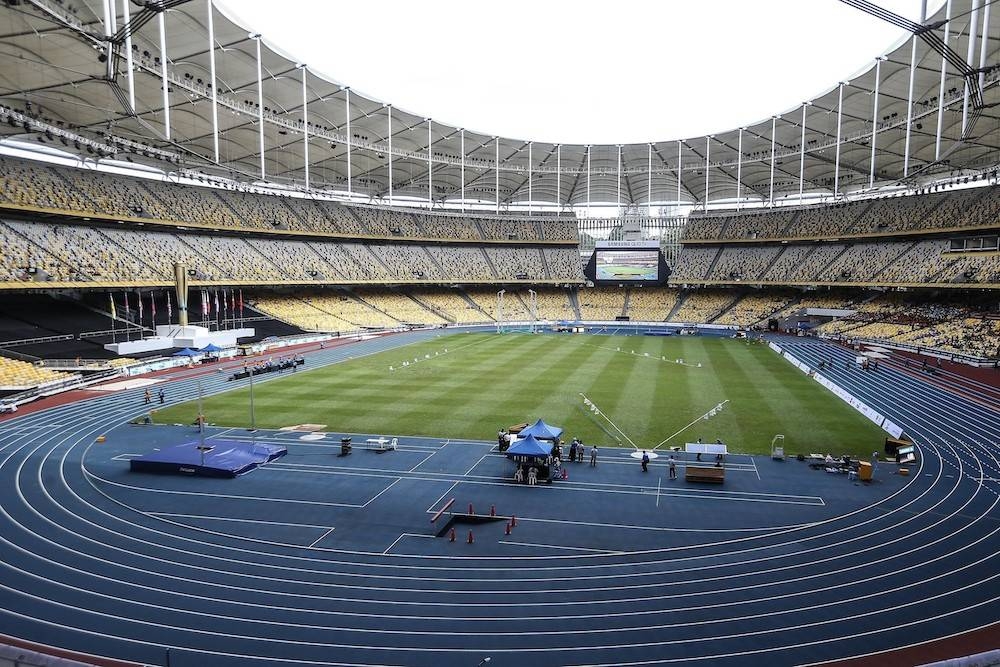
[685,185,1000,241]
[1,220,585,285]
[0,155,578,244]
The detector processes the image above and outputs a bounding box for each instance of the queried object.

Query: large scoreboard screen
[594,249,660,282]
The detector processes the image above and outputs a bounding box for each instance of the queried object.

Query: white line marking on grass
[150,512,334,530]
[383,532,433,554]
[309,527,336,548]
[499,540,622,554]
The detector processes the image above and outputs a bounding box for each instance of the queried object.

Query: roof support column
[386,104,392,204]
[736,128,743,210]
[528,141,533,215]
[206,0,219,163]
[676,140,682,204]
[495,137,500,213]
[769,117,777,204]
[835,83,844,197]
[616,145,622,211]
[704,136,710,207]
[962,0,981,137]
[799,103,807,203]
[253,35,264,179]
[300,65,309,191]
[460,129,465,212]
[870,57,883,189]
[936,0,952,160]
[159,12,170,141]
[557,144,562,213]
[102,0,115,79]
[121,0,135,112]
[427,119,432,205]
[345,88,351,197]
[647,143,652,213]
[587,145,592,217]
[978,0,991,92]
[102,0,114,37]
[904,36,917,178]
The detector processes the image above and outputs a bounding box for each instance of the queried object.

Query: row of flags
[108,289,243,327]
[199,289,243,320]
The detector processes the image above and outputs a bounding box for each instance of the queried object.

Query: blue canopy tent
[519,418,564,441]
[505,434,552,458]
[506,434,556,484]
[199,343,223,352]
[172,348,199,357]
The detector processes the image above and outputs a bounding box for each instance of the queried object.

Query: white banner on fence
[882,418,905,439]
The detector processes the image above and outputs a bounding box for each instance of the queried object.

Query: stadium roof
[2,0,999,209]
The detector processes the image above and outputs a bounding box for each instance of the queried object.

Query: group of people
[640,450,679,479]
[142,387,165,404]
[228,355,304,381]
[566,438,599,467]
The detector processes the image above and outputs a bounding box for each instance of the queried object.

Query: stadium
[0,1,998,666]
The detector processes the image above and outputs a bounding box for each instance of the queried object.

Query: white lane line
[464,452,490,476]
[383,532,433,555]
[262,462,823,505]
[149,512,335,530]
[499,540,622,554]
[86,472,365,508]
[361,478,402,508]
[751,456,761,481]
[426,481,460,515]
[308,527,336,548]
[408,449,439,473]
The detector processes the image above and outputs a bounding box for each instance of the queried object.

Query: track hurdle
[431,498,456,524]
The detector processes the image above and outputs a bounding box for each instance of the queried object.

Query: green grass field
[154,333,886,457]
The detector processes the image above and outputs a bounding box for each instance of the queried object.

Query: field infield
[153,332,886,457]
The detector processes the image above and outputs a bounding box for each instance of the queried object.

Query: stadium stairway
[702,246,724,280]
[838,199,876,234]
[775,209,802,236]
[406,292,454,323]
[567,288,582,320]
[709,293,745,324]
[665,292,687,321]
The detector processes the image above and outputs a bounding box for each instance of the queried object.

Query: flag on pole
[150,291,156,323]
[109,293,116,319]
[137,291,143,323]
[124,291,130,319]
[167,291,172,321]
[238,289,244,318]
[202,290,209,318]
[230,290,235,315]
[214,290,220,317]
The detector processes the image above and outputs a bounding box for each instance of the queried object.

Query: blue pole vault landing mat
[129,440,286,478]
